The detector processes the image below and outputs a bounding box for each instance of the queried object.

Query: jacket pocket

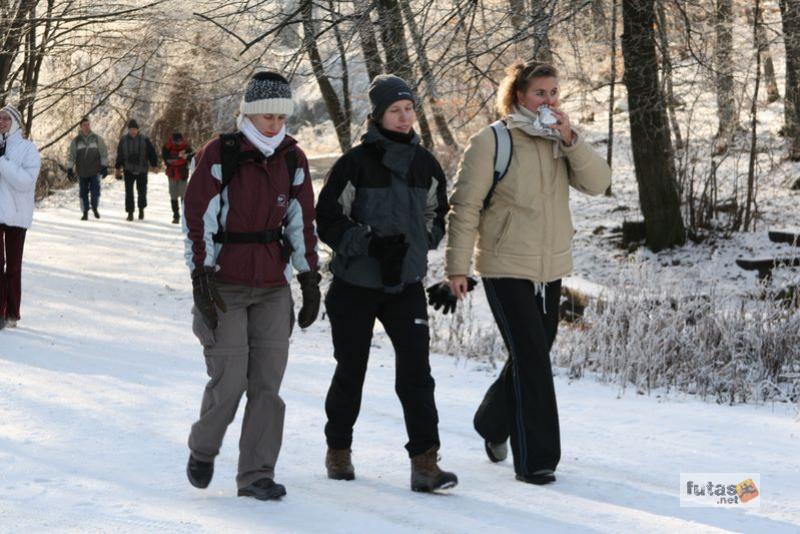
[494,210,513,253]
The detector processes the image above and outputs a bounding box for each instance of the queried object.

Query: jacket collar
[362,121,418,178]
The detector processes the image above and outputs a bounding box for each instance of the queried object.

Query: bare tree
[622,0,686,250]
[713,0,739,154]
[779,0,800,159]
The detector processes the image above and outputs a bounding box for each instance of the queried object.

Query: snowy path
[1,175,798,533]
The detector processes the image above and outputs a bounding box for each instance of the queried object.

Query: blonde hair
[496,60,559,116]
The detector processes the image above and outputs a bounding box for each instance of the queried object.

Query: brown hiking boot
[326,448,355,480]
[410,447,458,492]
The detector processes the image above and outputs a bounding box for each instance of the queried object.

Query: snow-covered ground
[0,174,798,532]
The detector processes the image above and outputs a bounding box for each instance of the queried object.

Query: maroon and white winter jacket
[183,132,319,287]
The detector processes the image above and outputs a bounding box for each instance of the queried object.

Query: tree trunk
[750,6,780,103]
[621,0,685,251]
[509,0,529,56]
[656,1,683,151]
[376,0,434,147]
[354,0,384,81]
[399,0,457,147]
[302,0,351,152]
[714,0,738,154]
[606,0,618,196]
[530,0,554,62]
[329,0,352,133]
[780,0,800,160]
[744,0,762,232]
[0,0,38,98]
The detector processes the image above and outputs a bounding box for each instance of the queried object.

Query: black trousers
[475,277,562,476]
[124,171,148,213]
[324,278,440,457]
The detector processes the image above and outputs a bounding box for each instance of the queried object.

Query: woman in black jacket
[315,74,456,492]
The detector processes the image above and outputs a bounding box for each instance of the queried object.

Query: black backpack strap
[219,133,240,192]
[285,147,298,185]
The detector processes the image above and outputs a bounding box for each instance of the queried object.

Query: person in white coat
[0,105,41,330]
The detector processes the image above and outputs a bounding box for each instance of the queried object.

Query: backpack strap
[284,147,298,186]
[219,133,240,192]
[483,120,513,211]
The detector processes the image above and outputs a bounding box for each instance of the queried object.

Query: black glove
[297,271,322,329]
[191,266,227,330]
[67,168,76,182]
[426,277,478,314]
[368,234,409,287]
[100,166,108,178]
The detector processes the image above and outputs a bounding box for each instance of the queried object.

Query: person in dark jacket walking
[66,116,108,220]
[183,71,321,501]
[162,132,194,224]
[115,119,158,221]
[316,74,457,493]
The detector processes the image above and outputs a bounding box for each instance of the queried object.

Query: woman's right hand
[448,275,469,300]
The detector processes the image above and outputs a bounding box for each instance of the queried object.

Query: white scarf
[237,115,286,157]
[506,105,565,159]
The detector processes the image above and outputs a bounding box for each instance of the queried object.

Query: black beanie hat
[127,119,139,129]
[368,74,415,121]
[240,71,294,116]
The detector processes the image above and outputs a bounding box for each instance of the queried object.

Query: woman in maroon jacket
[182,72,320,501]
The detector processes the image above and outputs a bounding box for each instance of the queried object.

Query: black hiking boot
[138,207,145,220]
[186,455,214,489]
[516,469,556,485]
[81,211,88,221]
[126,211,134,221]
[484,440,508,463]
[410,447,458,492]
[325,448,355,481]
[171,200,180,224]
[237,478,287,500]
[92,208,100,219]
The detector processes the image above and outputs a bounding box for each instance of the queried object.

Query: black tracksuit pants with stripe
[475,277,562,475]
[324,278,440,457]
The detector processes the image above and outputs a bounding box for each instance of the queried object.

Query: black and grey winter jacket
[316,123,448,291]
[67,132,108,178]
[115,134,158,174]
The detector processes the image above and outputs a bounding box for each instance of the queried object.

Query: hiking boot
[410,447,458,492]
[126,212,134,221]
[484,440,508,463]
[81,211,88,221]
[516,469,556,485]
[325,448,355,481]
[138,208,145,220]
[171,200,180,224]
[186,455,214,489]
[237,477,287,500]
[92,208,100,219]
[0,317,5,330]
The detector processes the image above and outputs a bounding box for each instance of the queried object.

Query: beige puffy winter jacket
[445,124,611,282]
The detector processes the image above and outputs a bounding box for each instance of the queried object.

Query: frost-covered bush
[554,265,800,405]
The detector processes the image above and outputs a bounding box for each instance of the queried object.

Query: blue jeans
[79,175,101,212]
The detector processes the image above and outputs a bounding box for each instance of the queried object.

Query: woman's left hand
[548,107,574,145]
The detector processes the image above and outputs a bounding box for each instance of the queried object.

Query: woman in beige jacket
[445,60,611,485]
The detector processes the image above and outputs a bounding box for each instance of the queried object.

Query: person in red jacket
[182,71,320,501]
[162,132,194,224]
